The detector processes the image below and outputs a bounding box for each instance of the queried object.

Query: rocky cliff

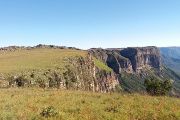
[88,48,133,74]
[0,45,168,94]
[88,47,180,96]
[6,54,119,92]
[120,47,161,72]
[89,46,161,74]
[60,55,119,92]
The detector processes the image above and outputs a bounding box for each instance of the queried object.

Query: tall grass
[0,88,179,120]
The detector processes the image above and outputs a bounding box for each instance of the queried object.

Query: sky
[0,0,180,49]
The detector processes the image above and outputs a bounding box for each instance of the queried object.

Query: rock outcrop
[120,47,161,72]
[7,55,119,92]
[88,48,133,74]
[89,46,161,74]
[61,55,119,92]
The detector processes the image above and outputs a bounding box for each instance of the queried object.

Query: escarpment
[88,46,161,74]
[120,47,161,72]
[89,47,180,96]
[6,54,119,92]
[61,55,119,92]
[0,45,167,93]
[88,49,133,74]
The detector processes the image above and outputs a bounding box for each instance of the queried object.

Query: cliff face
[89,49,133,74]
[120,47,161,72]
[7,55,119,93]
[62,55,119,92]
[89,46,161,74]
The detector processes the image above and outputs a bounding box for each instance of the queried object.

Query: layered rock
[120,47,161,72]
[89,48,133,74]
[89,46,161,74]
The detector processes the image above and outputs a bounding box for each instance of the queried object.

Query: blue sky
[0,0,180,49]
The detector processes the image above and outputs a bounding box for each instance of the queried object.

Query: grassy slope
[93,58,113,72]
[0,48,86,74]
[0,88,179,120]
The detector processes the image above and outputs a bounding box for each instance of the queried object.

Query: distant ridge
[0,44,81,51]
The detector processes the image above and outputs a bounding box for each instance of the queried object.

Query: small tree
[63,65,77,90]
[144,76,172,96]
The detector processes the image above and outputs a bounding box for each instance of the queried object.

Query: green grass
[0,48,86,74]
[0,88,179,120]
[93,58,112,72]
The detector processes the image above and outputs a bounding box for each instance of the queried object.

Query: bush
[7,75,29,87]
[40,106,58,118]
[144,76,172,96]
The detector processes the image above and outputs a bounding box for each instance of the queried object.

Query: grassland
[0,48,86,74]
[0,88,179,120]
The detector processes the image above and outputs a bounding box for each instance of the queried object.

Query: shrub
[7,75,29,87]
[15,76,27,87]
[49,72,61,88]
[144,76,172,96]
[40,106,58,118]
[63,66,77,89]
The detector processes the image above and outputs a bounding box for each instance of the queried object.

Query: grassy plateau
[0,48,86,74]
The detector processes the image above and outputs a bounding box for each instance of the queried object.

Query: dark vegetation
[144,76,172,96]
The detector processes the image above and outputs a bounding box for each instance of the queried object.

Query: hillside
[160,47,180,75]
[0,88,179,120]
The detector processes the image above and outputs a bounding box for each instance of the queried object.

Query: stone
[88,46,161,74]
